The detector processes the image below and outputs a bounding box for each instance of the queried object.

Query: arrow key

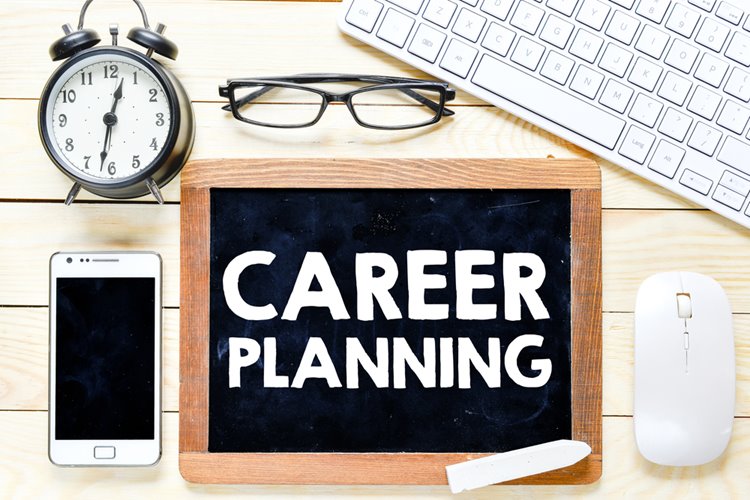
[649,140,685,178]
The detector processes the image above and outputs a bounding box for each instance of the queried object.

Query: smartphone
[49,252,162,466]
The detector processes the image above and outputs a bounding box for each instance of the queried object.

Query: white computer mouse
[634,271,735,466]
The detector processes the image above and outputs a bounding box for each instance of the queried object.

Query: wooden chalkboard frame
[179,158,602,485]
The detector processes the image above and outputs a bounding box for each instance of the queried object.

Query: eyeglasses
[218,74,456,130]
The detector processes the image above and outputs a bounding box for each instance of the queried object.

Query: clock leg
[146,177,164,205]
[64,183,82,206]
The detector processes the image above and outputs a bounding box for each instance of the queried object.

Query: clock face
[43,51,174,183]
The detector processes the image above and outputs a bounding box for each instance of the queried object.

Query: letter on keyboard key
[471,55,626,149]
[619,125,655,164]
[481,22,516,56]
[510,1,545,35]
[680,169,713,195]
[541,51,575,85]
[346,0,384,32]
[725,68,750,102]
[717,101,750,134]
[628,57,662,92]
[665,39,700,73]
[540,15,574,49]
[599,43,633,77]
[388,0,424,13]
[377,8,415,47]
[424,0,458,28]
[570,65,604,99]
[695,54,729,88]
[453,8,487,42]
[408,23,447,62]
[600,79,634,113]
[576,0,610,31]
[688,122,722,156]
[635,25,669,59]
[440,38,479,77]
[570,30,604,63]
[718,136,750,176]
[726,32,750,67]
[658,71,692,105]
[606,11,640,46]
[649,140,685,179]
[511,37,546,70]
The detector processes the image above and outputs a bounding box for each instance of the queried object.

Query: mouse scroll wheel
[676,293,692,319]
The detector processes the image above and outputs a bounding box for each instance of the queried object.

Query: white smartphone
[49,251,162,466]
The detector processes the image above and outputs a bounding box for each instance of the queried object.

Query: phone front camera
[66,257,72,264]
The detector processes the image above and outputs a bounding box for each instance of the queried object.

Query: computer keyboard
[338,0,750,228]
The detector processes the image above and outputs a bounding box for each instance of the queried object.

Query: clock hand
[99,79,123,171]
[110,78,124,114]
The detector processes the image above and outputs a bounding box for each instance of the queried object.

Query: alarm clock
[38,0,195,204]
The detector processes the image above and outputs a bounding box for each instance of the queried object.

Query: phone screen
[55,277,155,440]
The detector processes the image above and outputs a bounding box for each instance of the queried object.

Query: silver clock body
[39,46,194,200]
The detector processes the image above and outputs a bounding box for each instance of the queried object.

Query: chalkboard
[180,159,602,485]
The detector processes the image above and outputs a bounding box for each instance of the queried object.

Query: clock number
[148,89,158,102]
[150,138,158,151]
[58,114,67,128]
[64,138,74,152]
[61,90,76,104]
[155,113,165,127]
[132,155,141,169]
[81,72,92,86]
[83,156,91,169]
[103,64,119,79]
[133,71,139,85]
[107,162,117,176]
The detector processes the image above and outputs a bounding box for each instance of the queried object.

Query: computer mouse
[634,271,735,466]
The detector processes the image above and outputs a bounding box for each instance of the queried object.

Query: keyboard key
[472,54,626,149]
[713,185,745,210]
[606,10,640,45]
[619,125,655,163]
[635,25,669,59]
[717,101,750,134]
[423,0,457,28]
[440,38,479,77]
[629,93,663,127]
[665,4,700,38]
[388,0,424,13]
[635,0,671,24]
[694,54,729,88]
[576,0,611,31]
[725,32,750,66]
[570,29,604,62]
[480,0,514,20]
[547,0,580,17]
[377,8,415,47]
[716,2,743,25]
[718,136,750,175]
[665,39,699,73]
[570,65,605,98]
[540,15,575,48]
[688,122,722,155]
[688,86,722,119]
[628,57,662,91]
[658,71,692,105]
[453,8,487,41]
[680,169,713,195]
[688,0,716,12]
[659,107,693,141]
[610,0,635,8]
[511,1,545,34]
[696,18,730,52]
[725,68,750,102]
[460,0,479,6]
[720,170,750,196]
[482,22,516,56]
[541,51,575,84]
[408,23,447,62]
[346,0,384,32]
[599,43,633,77]
[511,36,546,70]
[600,78,634,112]
[649,140,685,178]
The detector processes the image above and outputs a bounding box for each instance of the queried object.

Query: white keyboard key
[453,8,487,41]
[424,0,457,28]
[665,4,700,38]
[628,57,662,91]
[635,0,671,24]
[688,0,715,12]
[576,0,611,31]
[408,23,448,61]
[606,10,640,45]
[541,51,576,84]
[688,85,722,119]
[482,22,516,56]
[611,0,635,8]
[649,140,685,178]
[511,36,546,70]
[716,1,743,25]
[720,170,750,196]
[694,54,729,87]
[600,78,634,112]
[619,125,656,163]
[377,8,416,47]
[346,0,384,32]
[635,25,669,59]
[688,121,722,155]
[472,54,626,148]
[713,185,745,210]
[725,68,750,102]
[480,0,515,20]
[540,15,575,48]
[629,92,663,127]
[726,32,750,66]
[718,136,750,175]
[599,43,633,77]
[388,0,425,14]
[658,71,692,105]
[680,168,713,195]
[547,0,580,17]
[695,18,730,52]
[570,29,604,62]
[659,107,693,141]
[570,65,605,98]
[717,100,750,134]
[665,38,699,73]
[511,1,545,34]
[440,38,479,77]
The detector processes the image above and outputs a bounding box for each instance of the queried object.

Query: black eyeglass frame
[218,74,456,130]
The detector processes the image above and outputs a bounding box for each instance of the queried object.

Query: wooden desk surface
[1,1,748,497]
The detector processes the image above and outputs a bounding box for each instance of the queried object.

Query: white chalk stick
[445,439,592,493]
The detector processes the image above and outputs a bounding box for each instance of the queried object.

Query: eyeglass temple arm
[220,85,276,112]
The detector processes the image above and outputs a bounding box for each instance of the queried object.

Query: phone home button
[93,446,116,459]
